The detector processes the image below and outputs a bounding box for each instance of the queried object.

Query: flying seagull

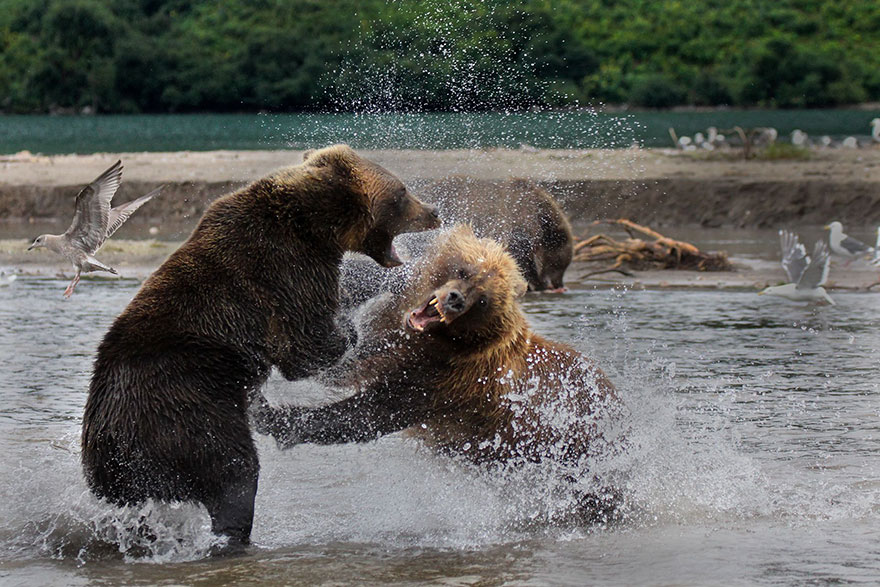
[759,230,833,305]
[825,221,873,266]
[27,160,162,297]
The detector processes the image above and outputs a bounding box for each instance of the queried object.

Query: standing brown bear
[253,226,622,518]
[81,145,439,548]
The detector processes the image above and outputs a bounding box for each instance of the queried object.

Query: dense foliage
[1,0,877,113]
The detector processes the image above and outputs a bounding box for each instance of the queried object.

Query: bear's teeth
[429,297,438,306]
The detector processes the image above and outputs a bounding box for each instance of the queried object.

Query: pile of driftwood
[574,219,733,276]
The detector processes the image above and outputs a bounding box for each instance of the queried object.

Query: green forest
[1,0,878,113]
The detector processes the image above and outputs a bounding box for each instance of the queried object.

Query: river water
[1,265,879,585]
[2,109,879,154]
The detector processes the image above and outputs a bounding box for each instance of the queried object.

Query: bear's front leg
[248,392,307,447]
[250,382,431,449]
[271,315,353,380]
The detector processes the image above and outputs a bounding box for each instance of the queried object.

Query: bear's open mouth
[376,242,403,268]
[406,296,449,332]
[387,243,403,265]
[362,231,405,268]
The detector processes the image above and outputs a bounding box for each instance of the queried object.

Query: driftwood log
[574,219,733,277]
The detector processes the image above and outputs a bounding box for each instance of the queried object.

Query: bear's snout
[443,289,465,313]
[419,202,441,229]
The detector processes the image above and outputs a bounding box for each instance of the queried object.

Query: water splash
[3,286,880,566]
[329,2,551,114]
[564,289,880,528]
[252,1,645,157]
[1,431,222,564]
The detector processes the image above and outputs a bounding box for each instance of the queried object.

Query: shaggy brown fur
[253,226,618,471]
[81,145,439,548]
[426,178,575,291]
[336,179,574,313]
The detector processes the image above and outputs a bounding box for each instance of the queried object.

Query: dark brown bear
[425,178,575,292]
[253,226,621,516]
[81,145,439,548]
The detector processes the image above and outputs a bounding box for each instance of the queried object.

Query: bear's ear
[302,144,357,172]
[512,272,528,299]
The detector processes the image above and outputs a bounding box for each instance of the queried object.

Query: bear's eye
[457,268,469,280]
[478,294,488,306]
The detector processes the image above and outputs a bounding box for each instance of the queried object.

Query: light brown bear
[253,226,622,517]
[337,179,574,313]
[425,178,575,292]
[81,145,439,549]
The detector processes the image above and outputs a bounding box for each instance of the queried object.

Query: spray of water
[5,288,877,562]
[253,0,646,164]
[1,430,222,564]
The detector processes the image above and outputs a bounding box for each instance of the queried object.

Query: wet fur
[428,178,575,291]
[254,226,617,467]
[82,145,438,546]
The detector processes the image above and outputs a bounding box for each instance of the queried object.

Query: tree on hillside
[0,0,877,113]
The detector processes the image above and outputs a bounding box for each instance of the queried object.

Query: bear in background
[253,225,623,521]
[428,177,574,292]
[81,145,439,549]
[337,177,574,313]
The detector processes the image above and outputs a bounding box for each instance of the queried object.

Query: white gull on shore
[871,227,880,267]
[825,221,873,265]
[0,268,17,287]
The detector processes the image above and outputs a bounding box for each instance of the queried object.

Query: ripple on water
[2,278,880,584]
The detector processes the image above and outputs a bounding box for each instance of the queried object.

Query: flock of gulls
[670,118,880,151]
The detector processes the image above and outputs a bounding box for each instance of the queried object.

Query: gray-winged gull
[825,221,873,266]
[866,228,880,288]
[759,230,834,305]
[27,160,162,297]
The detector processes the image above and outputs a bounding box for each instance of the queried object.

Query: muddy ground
[2,147,880,227]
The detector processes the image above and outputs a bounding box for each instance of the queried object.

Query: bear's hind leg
[204,474,258,554]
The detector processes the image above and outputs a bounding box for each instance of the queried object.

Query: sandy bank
[2,147,880,292]
[2,148,880,231]
[4,147,880,185]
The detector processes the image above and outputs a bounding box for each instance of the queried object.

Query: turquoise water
[1,109,878,154]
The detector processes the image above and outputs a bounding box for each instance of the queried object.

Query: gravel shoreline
[5,237,880,294]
